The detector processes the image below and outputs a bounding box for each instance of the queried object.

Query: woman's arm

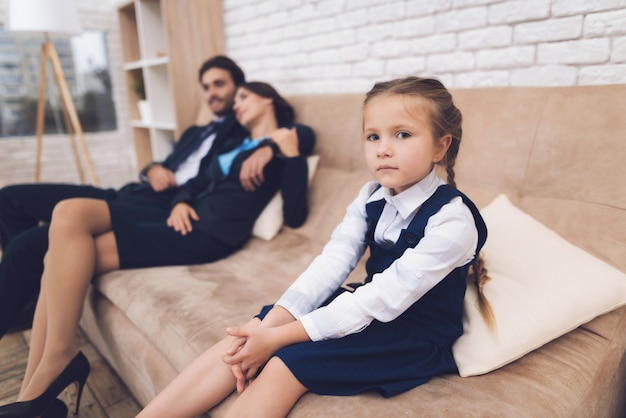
[270,127,310,227]
[168,173,206,208]
[166,177,207,234]
[237,123,314,192]
[280,157,308,227]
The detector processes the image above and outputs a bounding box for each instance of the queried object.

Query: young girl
[135,76,494,418]
[0,81,312,418]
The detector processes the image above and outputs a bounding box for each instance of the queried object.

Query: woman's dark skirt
[108,201,235,269]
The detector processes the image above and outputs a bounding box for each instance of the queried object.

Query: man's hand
[146,165,177,192]
[240,146,273,191]
[166,202,199,235]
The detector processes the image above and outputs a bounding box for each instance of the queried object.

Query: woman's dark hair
[240,81,295,127]
[198,55,246,86]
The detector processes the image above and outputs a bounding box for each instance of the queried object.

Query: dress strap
[406,185,487,254]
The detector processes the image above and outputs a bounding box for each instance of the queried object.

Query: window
[0,28,117,138]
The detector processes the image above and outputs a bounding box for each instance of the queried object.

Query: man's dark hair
[198,55,245,86]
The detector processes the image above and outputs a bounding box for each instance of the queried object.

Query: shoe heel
[65,352,90,416]
[72,380,85,415]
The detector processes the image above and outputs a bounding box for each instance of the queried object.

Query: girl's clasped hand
[223,321,276,393]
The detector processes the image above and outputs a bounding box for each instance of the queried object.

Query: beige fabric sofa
[81,85,626,417]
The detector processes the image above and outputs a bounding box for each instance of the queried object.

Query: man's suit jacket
[159,114,248,174]
[117,114,248,208]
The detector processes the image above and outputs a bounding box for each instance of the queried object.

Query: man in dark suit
[0,56,296,338]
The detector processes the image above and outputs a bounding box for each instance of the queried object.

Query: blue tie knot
[217,137,266,176]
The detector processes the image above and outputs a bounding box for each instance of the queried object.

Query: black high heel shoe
[0,351,89,417]
[42,399,68,418]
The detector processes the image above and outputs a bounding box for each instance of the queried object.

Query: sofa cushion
[453,194,626,377]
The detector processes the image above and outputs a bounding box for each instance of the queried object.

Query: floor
[0,328,142,418]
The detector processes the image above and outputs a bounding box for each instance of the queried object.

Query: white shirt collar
[366,169,445,220]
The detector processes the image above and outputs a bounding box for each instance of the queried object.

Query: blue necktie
[217,137,265,176]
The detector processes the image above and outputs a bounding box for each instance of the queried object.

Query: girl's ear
[433,134,452,163]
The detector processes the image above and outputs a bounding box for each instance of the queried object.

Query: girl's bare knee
[254,357,307,399]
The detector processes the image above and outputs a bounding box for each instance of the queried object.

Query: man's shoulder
[180,124,207,137]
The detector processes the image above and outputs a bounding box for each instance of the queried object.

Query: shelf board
[123,56,170,71]
[131,119,176,130]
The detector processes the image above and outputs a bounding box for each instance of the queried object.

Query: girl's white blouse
[275,169,479,341]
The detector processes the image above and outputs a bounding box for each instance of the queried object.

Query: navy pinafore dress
[258,185,487,397]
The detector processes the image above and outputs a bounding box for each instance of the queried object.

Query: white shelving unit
[119,0,174,166]
[118,0,225,169]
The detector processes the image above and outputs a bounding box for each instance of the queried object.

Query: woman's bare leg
[18,198,119,401]
[224,357,307,418]
[137,320,263,418]
[18,278,49,394]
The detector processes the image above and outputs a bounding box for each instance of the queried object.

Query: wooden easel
[35,33,99,186]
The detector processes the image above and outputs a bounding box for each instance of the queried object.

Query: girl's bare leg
[137,320,263,418]
[224,357,307,418]
[18,198,119,401]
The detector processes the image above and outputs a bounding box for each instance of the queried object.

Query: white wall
[2,0,625,186]
[223,0,626,94]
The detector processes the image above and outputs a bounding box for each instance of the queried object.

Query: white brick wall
[0,0,134,189]
[2,0,624,187]
[223,0,626,94]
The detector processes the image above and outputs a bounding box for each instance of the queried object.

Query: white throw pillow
[453,194,626,377]
[252,155,320,241]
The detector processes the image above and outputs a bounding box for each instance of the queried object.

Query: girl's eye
[366,133,379,141]
[397,131,411,139]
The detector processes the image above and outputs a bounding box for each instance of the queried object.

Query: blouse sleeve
[298,196,479,342]
[279,123,316,228]
[275,182,376,320]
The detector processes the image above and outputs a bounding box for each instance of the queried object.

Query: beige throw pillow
[453,194,626,377]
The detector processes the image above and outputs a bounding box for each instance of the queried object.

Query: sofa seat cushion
[207,306,626,417]
[95,264,245,371]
